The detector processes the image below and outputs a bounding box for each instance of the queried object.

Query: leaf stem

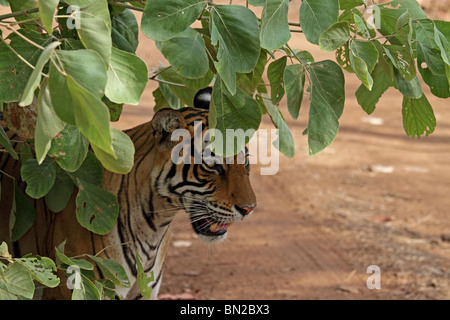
[0,7,39,21]
[149,77,186,87]
[0,22,45,50]
[0,36,36,70]
[0,169,16,181]
[148,66,172,80]
[148,66,186,87]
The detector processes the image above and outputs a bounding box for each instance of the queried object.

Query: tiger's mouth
[191,217,233,240]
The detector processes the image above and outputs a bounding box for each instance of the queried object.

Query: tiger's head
[150,88,256,243]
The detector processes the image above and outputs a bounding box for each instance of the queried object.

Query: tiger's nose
[235,204,256,216]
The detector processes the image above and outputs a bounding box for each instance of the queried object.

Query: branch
[107,1,144,12]
[0,22,45,50]
[148,77,186,87]
[0,36,36,70]
[0,7,39,21]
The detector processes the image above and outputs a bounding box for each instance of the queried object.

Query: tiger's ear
[151,108,187,149]
[193,87,212,110]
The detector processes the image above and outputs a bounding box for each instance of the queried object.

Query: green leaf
[38,0,58,34]
[0,242,11,259]
[260,0,290,51]
[394,70,423,99]
[76,0,112,65]
[262,96,295,158]
[102,96,124,122]
[158,67,200,106]
[45,169,74,213]
[135,249,153,300]
[65,0,95,7]
[153,87,172,112]
[19,41,61,107]
[67,76,114,156]
[396,11,414,51]
[353,13,373,39]
[160,28,209,79]
[47,124,89,172]
[0,262,35,300]
[105,47,148,105]
[402,95,436,138]
[356,63,393,114]
[48,49,108,126]
[351,54,373,90]
[55,241,94,270]
[16,256,60,288]
[91,127,135,174]
[53,49,108,98]
[21,158,56,199]
[72,272,101,300]
[300,0,339,45]
[9,0,39,24]
[141,0,207,41]
[414,19,437,48]
[417,43,449,98]
[10,183,36,242]
[48,65,74,124]
[384,45,416,81]
[95,279,117,300]
[349,40,378,90]
[250,50,268,92]
[307,60,345,155]
[339,0,363,10]
[75,179,119,235]
[435,20,450,63]
[0,126,19,160]
[283,64,305,120]
[111,9,139,53]
[248,0,265,6]
[434,23,450,66]
[336,43,353,73]
[211,4,260,94]
[377,0,426,45]
[373,41,394,80]
[0,31,51,102]
[87,255,130,288]
[157,82,181,110]
[267,56,287,104]
[181,68,214,90]
[19,144,33,163]
[70,151,104,186]
[209,78,261,156]
[34,79,66,164]
[319,21,351,53]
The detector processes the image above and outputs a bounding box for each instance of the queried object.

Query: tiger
[0,88,257,299]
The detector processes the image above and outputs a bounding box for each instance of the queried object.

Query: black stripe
[0,154,12,172]
[166,163,177,180]
[151,269,163,289]
[144,226,170,273]
[117,176,137,275]
[169,181,212,195]
[183,188,215,197]
[142,207,157,232]
[182,163,190,181]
